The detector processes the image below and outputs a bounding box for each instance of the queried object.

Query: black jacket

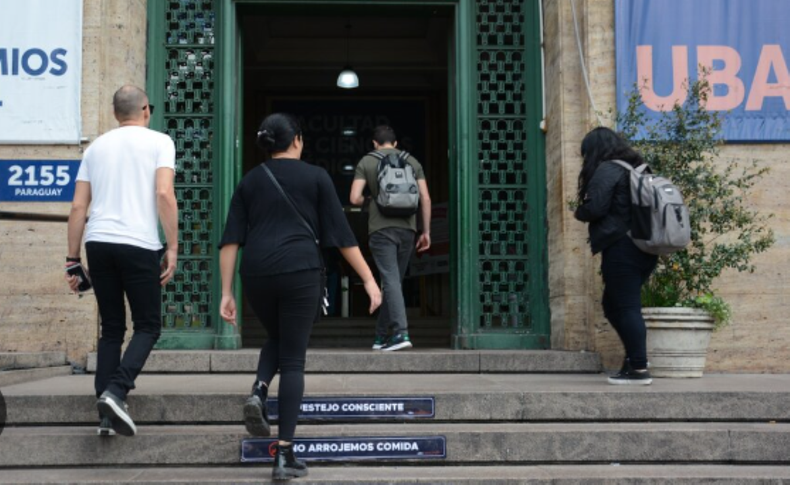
[574,161,632,254]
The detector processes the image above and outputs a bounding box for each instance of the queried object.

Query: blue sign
[241,436,446,462]
[0,160,80,201]
[267,397,435,420]
[616,0,790,141]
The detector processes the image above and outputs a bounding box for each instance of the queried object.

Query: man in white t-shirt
[65,85,178,437]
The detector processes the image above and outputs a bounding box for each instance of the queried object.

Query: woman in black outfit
[574,127,657,386]
[219,113,382,480]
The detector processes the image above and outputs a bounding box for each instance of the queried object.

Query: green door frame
[216,0,480,348]
[199,0,546,349]
[453,0,549,349]
[147,0,232,350]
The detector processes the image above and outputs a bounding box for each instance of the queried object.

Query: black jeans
[242,269,322,442]
[86,242,161,401]
[368,228,415,338]
[600,236,658,370]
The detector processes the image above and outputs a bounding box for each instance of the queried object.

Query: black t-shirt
[219,158,357,276]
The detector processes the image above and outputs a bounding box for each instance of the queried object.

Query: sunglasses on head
[143,104,155,115]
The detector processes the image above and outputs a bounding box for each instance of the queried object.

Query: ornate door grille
[470,0,547,345]
[157,0,217,336]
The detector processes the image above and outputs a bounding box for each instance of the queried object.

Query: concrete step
[0,352,67,371]
[4,374,789,425]
[0,365,71,388]
[1,423,789,467]
[86,349,602,374]
[2,465,790,484]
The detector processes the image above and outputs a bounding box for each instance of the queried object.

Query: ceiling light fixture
[337,23,359,89]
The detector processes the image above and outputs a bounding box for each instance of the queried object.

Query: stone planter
[643,307,715,378]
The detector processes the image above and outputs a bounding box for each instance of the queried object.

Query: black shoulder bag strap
[261,163,328,316]
[261,163,320,247]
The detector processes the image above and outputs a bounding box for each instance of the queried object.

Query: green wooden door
[146,0,237,349]
[146,0,547,350]
[453,0,549,349]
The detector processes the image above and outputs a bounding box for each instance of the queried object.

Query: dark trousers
[242,269,321,442]
[368,227,415,338]
[600,236,658,370]
[86,242,162,401]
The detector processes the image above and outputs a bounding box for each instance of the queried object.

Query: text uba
[0,48,68,76]
[637,45,789,111]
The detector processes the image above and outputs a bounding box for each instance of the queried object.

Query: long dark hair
[256,113,302,154]
[577,127,643,205]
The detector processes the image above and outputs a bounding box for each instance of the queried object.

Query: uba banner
[615,0,790,142]
[0,0,82,144]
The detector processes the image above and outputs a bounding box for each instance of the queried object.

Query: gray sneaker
[97,415,116,437]
[97,391,137,437]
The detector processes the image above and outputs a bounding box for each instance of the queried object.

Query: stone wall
[0,0,148,365]
[2,0,786,372]
[544,0,790,371]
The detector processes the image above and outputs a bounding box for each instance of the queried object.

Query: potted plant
[616,76,775,377]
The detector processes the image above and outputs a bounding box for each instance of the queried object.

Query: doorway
[236,5,454,348]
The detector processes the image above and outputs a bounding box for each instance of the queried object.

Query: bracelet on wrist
[66,257,81,263]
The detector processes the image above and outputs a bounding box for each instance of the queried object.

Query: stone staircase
[1,350,789,484]
[0,351,71,387]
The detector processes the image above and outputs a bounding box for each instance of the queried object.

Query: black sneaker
[97,415,116,437]
[608,360,653,386]
[244,382,271,437]
[618,357,651,371]
[96,391,136,436]
[381,333,412,352]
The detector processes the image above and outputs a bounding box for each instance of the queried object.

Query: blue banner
[0,160,80,201]
[615,0,790,141]
[241,436,446,462]
[267,397,435,420]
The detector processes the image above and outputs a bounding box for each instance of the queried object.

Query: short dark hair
[256,113,302,153]
[113,85,147,121]
[373,125,397,145]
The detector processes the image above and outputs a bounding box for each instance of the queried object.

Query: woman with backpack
[574,127,658,385]
[218,113,382,480]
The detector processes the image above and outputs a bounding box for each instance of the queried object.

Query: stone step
[0,365,71,388]
[245,318,453,348]
[86,349,602,374]
[4,374,789,425]
[2,465,790,484]
[1,423,789,467]
[0,352,67,371]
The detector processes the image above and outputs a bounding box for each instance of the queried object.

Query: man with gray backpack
[350,125,432,351]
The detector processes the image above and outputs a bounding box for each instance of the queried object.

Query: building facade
[1,0,787,372]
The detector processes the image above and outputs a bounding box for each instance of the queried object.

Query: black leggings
[600,236,658,370]
[242,269,321,442]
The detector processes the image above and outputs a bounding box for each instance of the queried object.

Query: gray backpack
[370,151,419,217]
[609,160,691,255]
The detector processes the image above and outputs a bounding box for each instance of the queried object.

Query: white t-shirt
[76,126,176,251]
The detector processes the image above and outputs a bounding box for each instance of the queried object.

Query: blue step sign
[268,397,435,420]
[0,160,80,202]
[241,436,447,462]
